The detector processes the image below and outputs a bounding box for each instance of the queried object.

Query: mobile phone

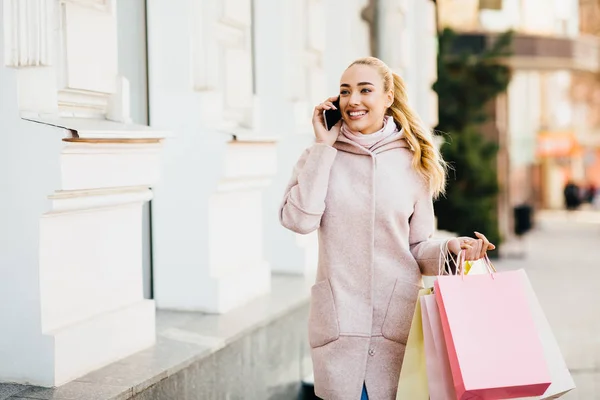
[323,97,342,130]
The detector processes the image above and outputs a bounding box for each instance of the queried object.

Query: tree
[433,28,513,249]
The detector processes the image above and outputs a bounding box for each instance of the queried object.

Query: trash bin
[514,204,533,236]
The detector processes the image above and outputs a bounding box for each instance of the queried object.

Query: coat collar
[333,128,411,156]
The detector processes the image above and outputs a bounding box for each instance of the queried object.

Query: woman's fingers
[478,239,485,259]
[466,241,479,261]
[475,233,488,259]
[455,233,497,265]
[314,101,337,112]
[318,97,339,108]
[461,238,480,261]
[312,105,323,120]
[475,231,496,252]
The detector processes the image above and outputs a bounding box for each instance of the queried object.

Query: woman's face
[339,64,393,134]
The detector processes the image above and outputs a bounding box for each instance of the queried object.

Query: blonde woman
[279,57,495,400]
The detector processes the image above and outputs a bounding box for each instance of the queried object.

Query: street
[494,210,600,399]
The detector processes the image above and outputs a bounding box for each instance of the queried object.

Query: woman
[279,57,495,400]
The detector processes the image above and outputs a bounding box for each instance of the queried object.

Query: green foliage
[433,28,513,247]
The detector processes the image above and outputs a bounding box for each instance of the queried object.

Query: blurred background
[0,0,599,399]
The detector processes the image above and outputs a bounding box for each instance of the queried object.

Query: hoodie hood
[334,127,411,156]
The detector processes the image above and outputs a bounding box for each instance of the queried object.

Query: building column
[378,0,439,128]
[0,0,166,387]
[257,0,327,277]
[148,0,275,313]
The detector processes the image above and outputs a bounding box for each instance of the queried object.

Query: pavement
[493,209,600,399]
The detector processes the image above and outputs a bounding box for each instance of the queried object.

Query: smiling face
[339,64,394,134]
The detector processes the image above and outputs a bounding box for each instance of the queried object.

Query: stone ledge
[1,274,313,400]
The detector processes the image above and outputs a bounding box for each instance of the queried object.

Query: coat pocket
[308,279,340,348]
[381,279,422,344]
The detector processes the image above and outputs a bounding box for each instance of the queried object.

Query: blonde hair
[348,57,447,198]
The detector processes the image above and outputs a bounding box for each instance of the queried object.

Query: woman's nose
[349,92,361,106]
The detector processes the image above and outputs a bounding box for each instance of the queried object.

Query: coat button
[368,348,375,356]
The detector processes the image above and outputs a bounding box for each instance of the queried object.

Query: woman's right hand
[312,96,342,146]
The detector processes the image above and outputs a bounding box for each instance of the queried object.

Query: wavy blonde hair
[348,57,447,198]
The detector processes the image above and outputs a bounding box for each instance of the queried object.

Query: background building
[438,0,600,245]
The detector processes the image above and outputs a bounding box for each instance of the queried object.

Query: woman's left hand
[448,232,496,261]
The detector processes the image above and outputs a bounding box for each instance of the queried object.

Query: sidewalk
[494,210,600,399]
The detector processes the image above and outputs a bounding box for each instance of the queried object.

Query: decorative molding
[106,75,132,124]
[60,142,163,154]
[221,0,251,27]
[3,0,52,67]
[61,0,110,12]
[191,0,219,92]
[57,89,110,117]
[192,0,255,128]
[48,187,153,214]
[22,115,169,139]
[58,140,163,191]
[57,0,118,116]
[62,138,162,144]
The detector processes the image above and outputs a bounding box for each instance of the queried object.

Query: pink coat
[280,134,446,400]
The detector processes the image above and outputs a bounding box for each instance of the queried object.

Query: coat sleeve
[408,188,451,276]
[279,143,338,235]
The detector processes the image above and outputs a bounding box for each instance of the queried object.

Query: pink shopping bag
[434,258,551,399]
[466,262,575,399]
[421,293,457,400]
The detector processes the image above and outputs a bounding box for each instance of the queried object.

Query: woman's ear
[386,91,394,108]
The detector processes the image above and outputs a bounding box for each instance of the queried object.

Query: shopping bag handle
[458,250,496,279]
[438,240,459,276]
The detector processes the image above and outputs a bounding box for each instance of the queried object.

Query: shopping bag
[396,288,430,400]
[466,262,576,399]
[518,270,575,398]
[435,255,551,399]
[421,293,457,400]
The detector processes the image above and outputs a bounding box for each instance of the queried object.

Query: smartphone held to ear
[323,97,342,130]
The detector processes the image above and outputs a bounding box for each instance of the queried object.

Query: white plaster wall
[0,11,64,382]
[324,0,371,95]
[147,0,228,308]
[255,0,315,275]
[116,0,152,299]
[117,0,148,125]
[148,0,272,313]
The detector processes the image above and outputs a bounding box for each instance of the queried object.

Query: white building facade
[0,0,438,388]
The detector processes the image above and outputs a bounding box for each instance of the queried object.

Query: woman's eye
[340,90,349,95]
[361,88,371,93]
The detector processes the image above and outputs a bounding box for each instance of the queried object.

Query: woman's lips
[347,110,368,120]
